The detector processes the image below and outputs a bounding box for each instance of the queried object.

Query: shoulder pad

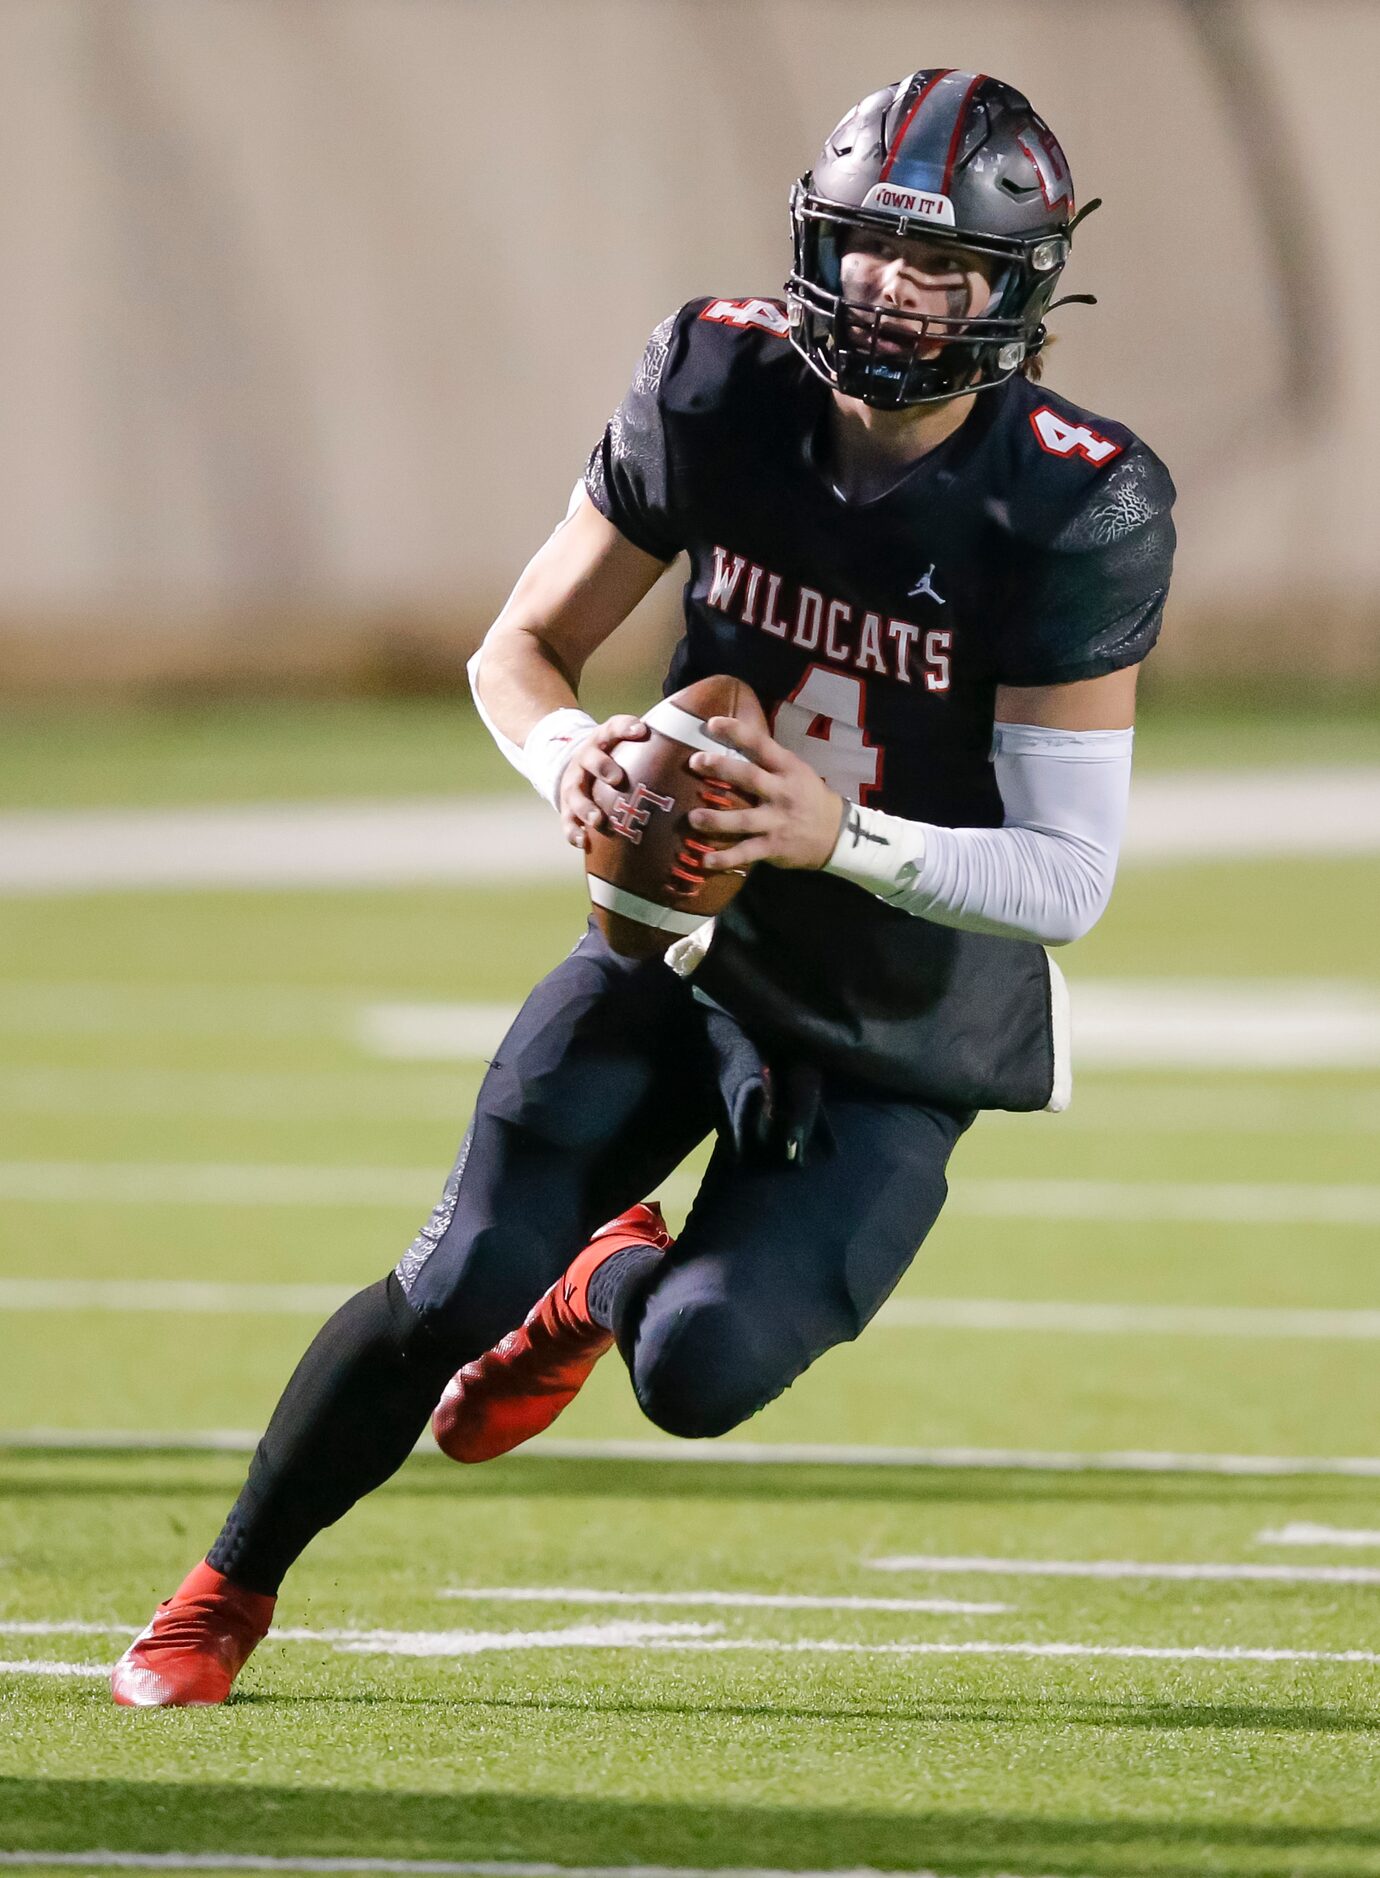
[1001,379,1175,545]
[652,296,797,415]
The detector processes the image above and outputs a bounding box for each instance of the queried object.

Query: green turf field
[1,701,1378,1876]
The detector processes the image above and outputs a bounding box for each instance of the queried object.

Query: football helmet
[787,70,1095,409]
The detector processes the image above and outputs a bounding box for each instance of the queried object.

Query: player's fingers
[581,748,629,789]
[703,836,769,872]
[565,773,606,827]
[688,749,773,798]
[704,714,788,772]
[688,803,767,838]
[590,778,624,817]
[595,715,647,747]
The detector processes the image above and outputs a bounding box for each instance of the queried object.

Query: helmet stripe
[877,69,952,182]
[940,72,989,194]
[879,68,988,195]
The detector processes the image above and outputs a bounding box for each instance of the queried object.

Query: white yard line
[5,1427,1380,1478]
[9,1279,1380,1342]
[0,1065,469,1123]
[1121,767,1380,862]
[0,1619,720,1657]
[866,1554,1380,1585]
[1256,1522,1380,1548]
[10,1621,1380,1673]
[288,1621,723,1658]
[436,1586,1006,1616]
[875,1298,1380,1339]
[987,1083,1380,1134]
[1062,980,1380,1070]
[0,798,579,895]
[952,1179,1380,1227]
[1,767,1378,896]
[651,1638,1380,1664]
[0,1278,352,1314]
[0,1659,107,1678]
[2,1161,1378,1226]
[0,1855,1025,1878]
[0,1162,426,1208]
[4,981,1380,1074]
[359,984,1380,1072]
[5,1067,1380,1132]
[0,1621,128,1636]
[10,1633,1380,1670]
[357,1004,513,1061]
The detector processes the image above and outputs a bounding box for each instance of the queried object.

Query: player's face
[838,230,996,359]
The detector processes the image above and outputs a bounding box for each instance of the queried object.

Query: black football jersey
[584,296,1176,1111]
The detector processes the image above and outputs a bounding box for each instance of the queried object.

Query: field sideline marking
[5,1428,1380,1478]
[7,994,1380,1088]
[9,1277,1380,1343]
[1,765,1377,895]
[1257,1522,1380,1548]
[877,1298,1380,1339]
[0,1660,107,1678]
[867,1554,1380,1585]
[4,1065,1379,1133]
[360,984,1380,1073]
[0,1065,469,1123]
[3,1161,1379,1226]
[9,1629,1380,1670]
[0,1576,1013,1638]
[0,1278,353,1314]
[0,1854,1011,1877]
[436,1586,1007,1616]
[649,1639,1380,1665]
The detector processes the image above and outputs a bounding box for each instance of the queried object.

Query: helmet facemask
[788,184,1070,409]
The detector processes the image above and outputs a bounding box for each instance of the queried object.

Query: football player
[113,69,1174,1706]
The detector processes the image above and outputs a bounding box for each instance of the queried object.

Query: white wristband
[522,708,600,810]
[828,803,926,896]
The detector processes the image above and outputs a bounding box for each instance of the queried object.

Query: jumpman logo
[907,563,945,605]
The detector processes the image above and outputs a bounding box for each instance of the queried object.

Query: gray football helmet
[787,70,1096,409]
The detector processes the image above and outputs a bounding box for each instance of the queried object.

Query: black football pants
[211,923,971,1590]
[397,923,972,1438]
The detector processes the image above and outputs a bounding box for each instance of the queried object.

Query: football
[584,674,766,957]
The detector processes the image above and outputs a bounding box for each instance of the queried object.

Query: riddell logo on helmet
[860,184,956,226]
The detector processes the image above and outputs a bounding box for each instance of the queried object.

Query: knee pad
[631,1297,792,1441]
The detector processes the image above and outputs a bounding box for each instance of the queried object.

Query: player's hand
[687,715,846,872]
[558,715,649,850]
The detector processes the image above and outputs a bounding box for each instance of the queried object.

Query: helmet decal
[1016,127,1075,211]
[859,183,955,226]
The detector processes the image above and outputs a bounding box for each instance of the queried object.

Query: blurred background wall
[0,0,1374,697]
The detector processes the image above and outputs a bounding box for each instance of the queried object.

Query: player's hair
[1020,336,1054,382]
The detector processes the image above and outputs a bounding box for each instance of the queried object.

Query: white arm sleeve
[824,722,1134,946]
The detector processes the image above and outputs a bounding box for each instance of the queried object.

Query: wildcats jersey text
[584,298,1176,1111]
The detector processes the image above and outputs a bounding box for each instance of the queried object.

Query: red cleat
[111,1560,275,1707]
[432,1201,672,1463]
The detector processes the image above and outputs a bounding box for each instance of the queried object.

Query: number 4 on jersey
[772,667,882,800]
[1029,405,1122,465]
[698,299,790,339]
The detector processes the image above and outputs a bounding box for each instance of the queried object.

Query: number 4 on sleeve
[1029,405,1122,465]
